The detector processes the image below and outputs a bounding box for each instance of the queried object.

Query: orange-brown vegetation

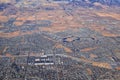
[5,53,12,57]
[0,31,20,37]
[101,32,120,37]
[80,56,112,69]
[92,62,112,69]
[95,12,120,20]
[115,67,120,70]
[80,56,92,63]
[1,5,119,38]
[80,47,97,52]
[0,0,12,3]
[114,49,120,59]
[55,43,72,53]
[88,25,120,37]
[13,21,24,26]
[0,30,34,38]
[86,68,93,75]
[90,54,98,59]
[0,15,9,23]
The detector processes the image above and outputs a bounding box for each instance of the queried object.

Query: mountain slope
[89,0,120,6]
[70,0,120,6]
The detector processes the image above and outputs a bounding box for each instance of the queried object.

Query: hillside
[0,0,120,80]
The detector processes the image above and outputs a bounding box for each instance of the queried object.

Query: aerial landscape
[0,0,120,80]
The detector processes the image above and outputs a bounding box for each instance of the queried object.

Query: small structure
[28,55,54,65]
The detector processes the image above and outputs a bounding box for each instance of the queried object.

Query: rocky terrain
[71,0,120,6]
[0,0,120,80]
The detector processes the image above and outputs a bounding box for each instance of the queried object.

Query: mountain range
[52,0,120,6]
[0,0,120,6]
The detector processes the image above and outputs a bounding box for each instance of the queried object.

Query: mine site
[0,0,120,80]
